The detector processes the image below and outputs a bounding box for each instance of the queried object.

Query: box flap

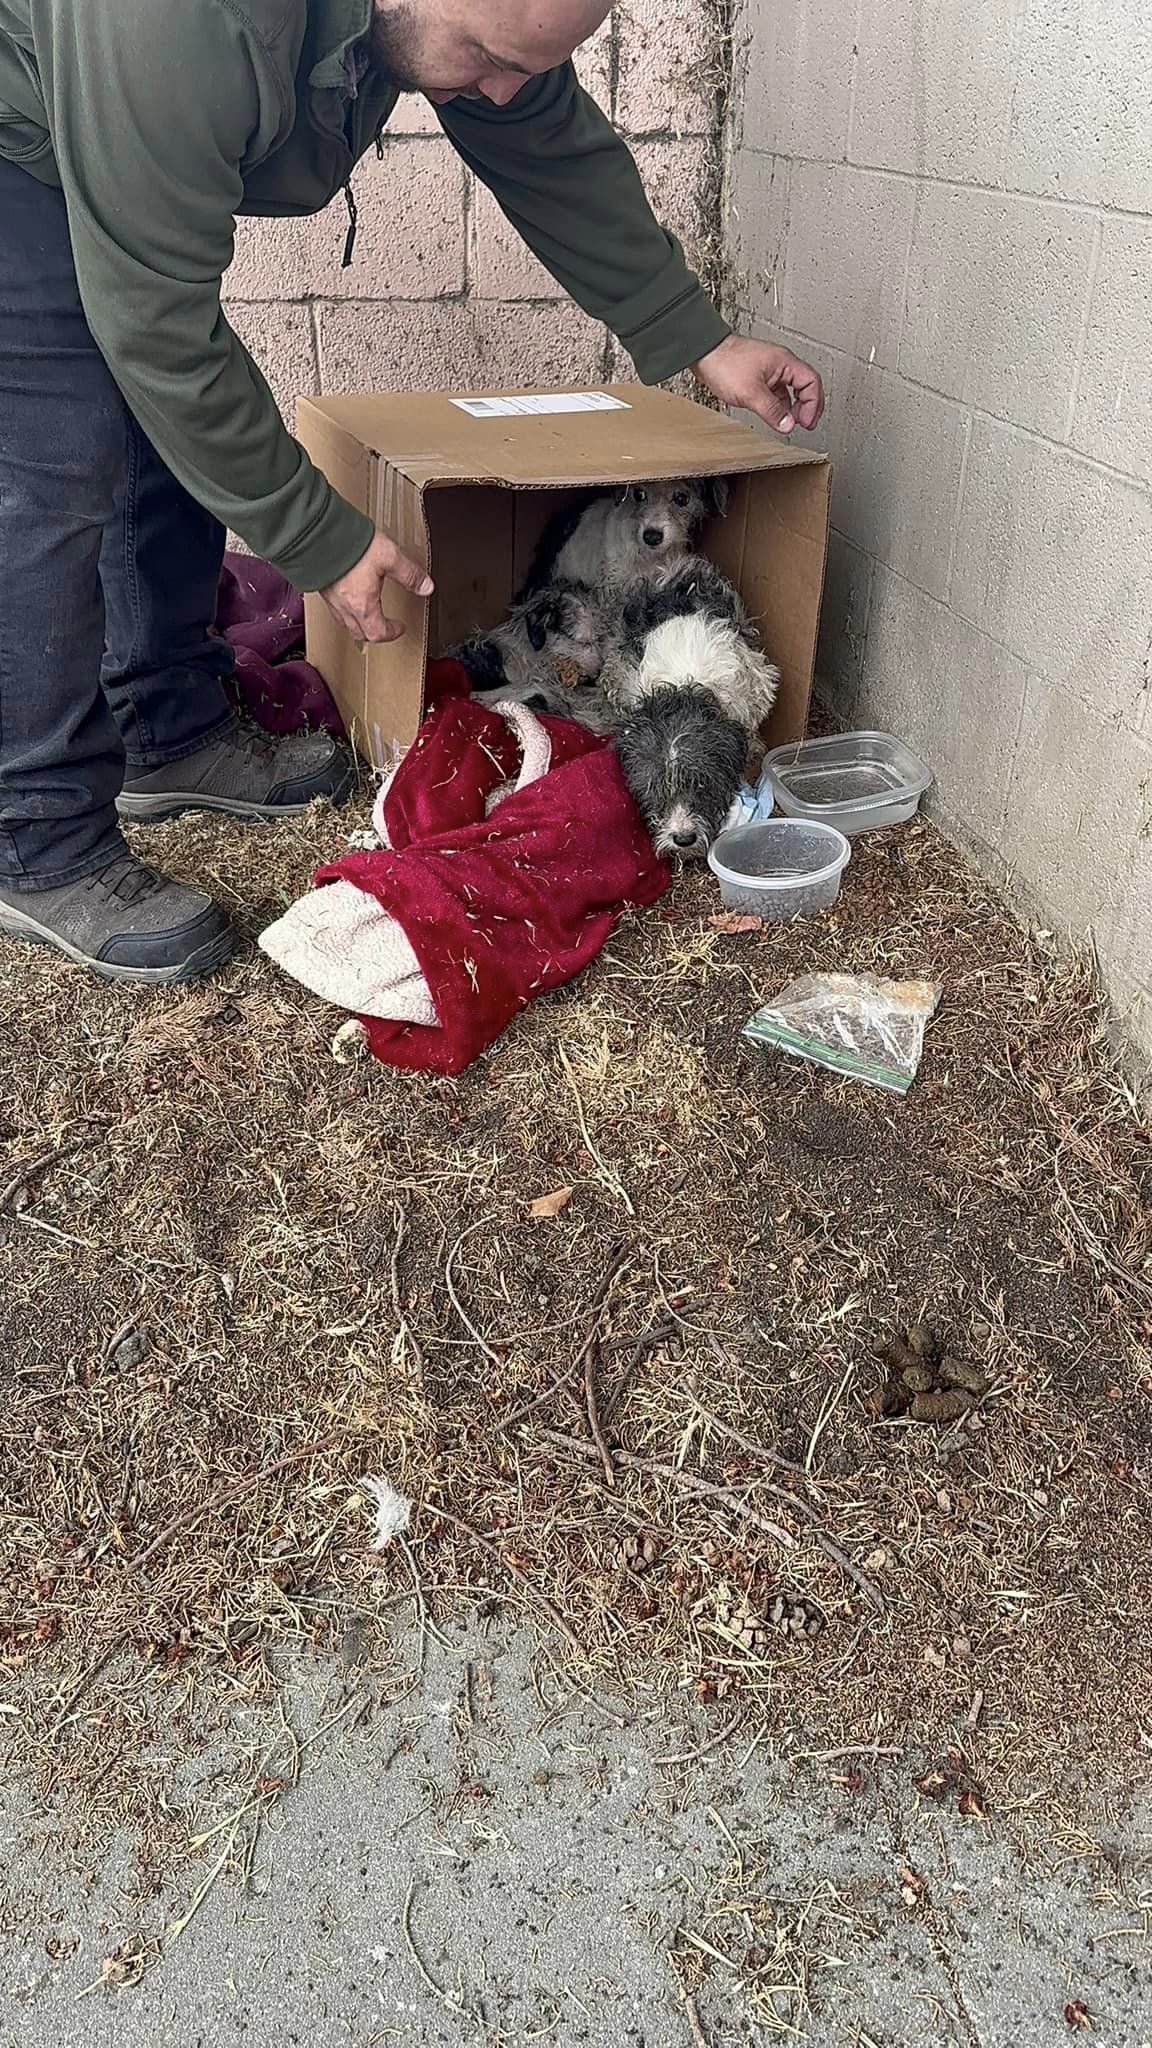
[296,386,825,491]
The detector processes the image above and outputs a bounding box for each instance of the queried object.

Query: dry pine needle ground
[1,796,1150,1851]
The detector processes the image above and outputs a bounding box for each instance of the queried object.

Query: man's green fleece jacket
[0,0,731,588]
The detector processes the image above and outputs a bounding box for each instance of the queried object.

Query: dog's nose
[642,526,665,548]
[671,828,701,850]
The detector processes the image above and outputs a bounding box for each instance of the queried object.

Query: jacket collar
[307,0,376,90]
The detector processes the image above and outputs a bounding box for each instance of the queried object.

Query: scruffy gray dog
[521,477,728,592]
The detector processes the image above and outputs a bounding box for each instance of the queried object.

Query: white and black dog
[596,562,781,858]
[598,559,780,734]
[522,477,728,593]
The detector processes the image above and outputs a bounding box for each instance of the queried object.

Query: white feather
[360,1475,413,1550]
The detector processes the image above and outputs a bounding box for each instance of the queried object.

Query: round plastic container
[707,819,851,922]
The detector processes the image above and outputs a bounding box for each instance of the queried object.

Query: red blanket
[314,661,669,1074]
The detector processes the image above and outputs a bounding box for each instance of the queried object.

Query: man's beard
[368,2,425,90]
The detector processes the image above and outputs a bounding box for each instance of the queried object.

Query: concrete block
[736,0,856,162]
[850,0,1016,182]
[1096,822,1152,1045]
[859,567,1029,842]
[1071,218,1152,483]
[615,0,715,134]
[1001,678,1152,942]
[951,418,1152,725]
[816,530,874,721]
[468,179,566,301]
[1004,0,1152,212]
[574,17,614,110]
[728,150,790,329]
[829,361,969,600]
[899,188,1095,439]
[385,92,443,136]
[225,141,467,303]
[468,302,608,389]
[226,302,318,423]
[784,164,916,370]
[315,300,606,396]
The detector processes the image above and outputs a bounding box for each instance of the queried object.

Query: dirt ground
[1,790,1150,2036]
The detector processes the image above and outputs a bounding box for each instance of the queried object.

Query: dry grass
[1,796,1150,1863]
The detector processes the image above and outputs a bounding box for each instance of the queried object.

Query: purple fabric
[215,553,346,737]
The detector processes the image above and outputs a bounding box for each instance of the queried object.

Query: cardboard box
[296,385,830,771]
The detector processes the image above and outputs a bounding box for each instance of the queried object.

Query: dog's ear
[523,590,561,651]
[454,635,507,690]
[697,476,729,521]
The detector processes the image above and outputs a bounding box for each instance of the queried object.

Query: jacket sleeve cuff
[266,495,375,594]
[614,280,732,386]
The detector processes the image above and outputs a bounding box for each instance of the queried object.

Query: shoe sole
[0,901,236,985]
[117,773,355,825]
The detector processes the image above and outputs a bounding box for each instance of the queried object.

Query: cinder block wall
[728,0,1152,1065]
[222,7,723,409]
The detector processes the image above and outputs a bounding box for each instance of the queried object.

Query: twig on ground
[402,1882,482,2028]
[389,1196,425,1374]
[793,1743,904,1764]
[743,1481,886,1616]
[500,1247,628,1431]
[805,1361,857,1475]
[131,1442,326,1574]
[557,1042,635,1215]
[686,1408,885,1612]
[443,1217,504,1371]
[656,1711,744,1768]
[687,1398,807,1477]
[0,1142,82,1213]
[429,1502,585,1659]
[683,1990,710,2048]
[584,1337,616,1488]
[604,1319,678,1423]
[542,1432,795,1549]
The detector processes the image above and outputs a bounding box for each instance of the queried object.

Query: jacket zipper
[341,120,385,267]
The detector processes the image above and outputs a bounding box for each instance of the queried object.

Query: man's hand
[693,335,825,436]
[320,530,434,644]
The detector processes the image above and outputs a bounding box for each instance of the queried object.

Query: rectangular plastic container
[763,732,932,835]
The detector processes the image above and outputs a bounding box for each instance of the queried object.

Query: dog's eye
[673,491,690,508]
[633,488,648,505]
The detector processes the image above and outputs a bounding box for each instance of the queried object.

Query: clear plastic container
[707,819,851,922]
[763,732,932,835]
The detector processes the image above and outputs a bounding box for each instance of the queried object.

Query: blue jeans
[0,157,236,889]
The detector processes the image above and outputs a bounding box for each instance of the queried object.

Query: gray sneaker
[0,855,235,984]
[118,726,355,824]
